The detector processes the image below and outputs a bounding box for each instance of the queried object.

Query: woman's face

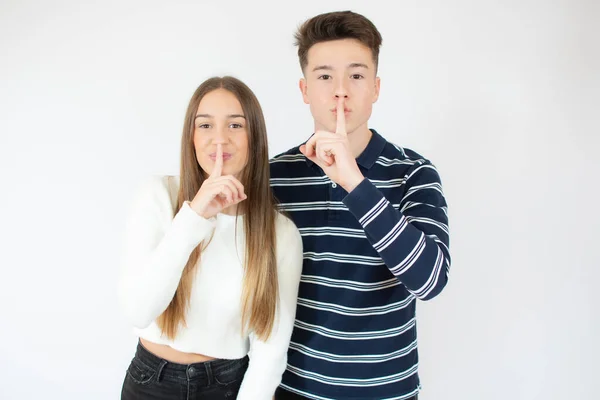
[193,89,249,178]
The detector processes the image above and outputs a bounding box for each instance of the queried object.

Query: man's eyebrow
[312,63,369,72]
[312,65,333,72]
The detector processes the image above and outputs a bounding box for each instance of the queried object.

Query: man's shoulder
[372,132,443,183]
[270,145,303,162]
[269,145,308,177]
[379,138,431,166]
[377,136,444,188]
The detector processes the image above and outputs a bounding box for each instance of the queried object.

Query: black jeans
[121,341,249,400]
[274,387,418,400]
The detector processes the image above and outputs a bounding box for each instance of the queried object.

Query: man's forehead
[307,41,374,64]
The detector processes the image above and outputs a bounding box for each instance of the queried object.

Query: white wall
[0,0,598,398]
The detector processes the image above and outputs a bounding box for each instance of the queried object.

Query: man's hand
[300,97,364,192]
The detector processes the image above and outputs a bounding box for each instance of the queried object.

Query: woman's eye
[230,123,243,129]
[197,123,210,129]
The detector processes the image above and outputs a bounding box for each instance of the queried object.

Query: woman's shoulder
[273,211,303,279]
[274,211,298,235]
[136,174,179,193]
[273,211,302,250]
[128,174,181,215]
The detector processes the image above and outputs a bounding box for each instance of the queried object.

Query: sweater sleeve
[236,214,303,400]
[118,176,216,329]
[343,161,450,300]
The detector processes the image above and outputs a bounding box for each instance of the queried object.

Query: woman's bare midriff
[140,338,216,364]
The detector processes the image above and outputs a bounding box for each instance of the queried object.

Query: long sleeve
[236,215,303,400]
[118,176,216,329]
[343,161,450,300]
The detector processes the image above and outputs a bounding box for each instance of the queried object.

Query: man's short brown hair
[294,11,383,72]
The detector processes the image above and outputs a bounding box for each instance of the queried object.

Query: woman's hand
[189,144,246,218]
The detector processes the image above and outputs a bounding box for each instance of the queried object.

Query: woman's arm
[118,176,215,329]
[236,215,303,400]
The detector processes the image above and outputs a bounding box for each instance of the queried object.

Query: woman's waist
[129,340,249,385]
[140,338,216,364]
[134,321,250,360]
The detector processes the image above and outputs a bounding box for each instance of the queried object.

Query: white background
[0,0,598,399]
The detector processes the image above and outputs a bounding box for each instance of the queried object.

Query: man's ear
[299,78,309,104]
[373,76,381,103]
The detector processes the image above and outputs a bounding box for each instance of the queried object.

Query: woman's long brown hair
[156,76,278,341]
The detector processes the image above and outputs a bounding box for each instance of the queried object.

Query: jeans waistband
[132,340,248,384]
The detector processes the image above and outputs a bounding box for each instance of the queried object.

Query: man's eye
[318,75,332,80]
[351,74,364,79]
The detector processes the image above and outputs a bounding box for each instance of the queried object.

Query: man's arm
[300,98,450,300]
[343,161,450,300]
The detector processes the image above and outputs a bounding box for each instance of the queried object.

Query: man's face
[300,39,380,136]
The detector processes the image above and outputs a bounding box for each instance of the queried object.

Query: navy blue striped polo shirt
[269,129,451,400]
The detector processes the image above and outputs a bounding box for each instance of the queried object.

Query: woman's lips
[209,153,232,161]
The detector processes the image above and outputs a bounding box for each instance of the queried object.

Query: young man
[270,10,451,400]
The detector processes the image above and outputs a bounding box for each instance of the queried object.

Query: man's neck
[348,125,372,158]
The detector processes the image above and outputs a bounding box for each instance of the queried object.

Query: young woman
[118,76,303,399]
